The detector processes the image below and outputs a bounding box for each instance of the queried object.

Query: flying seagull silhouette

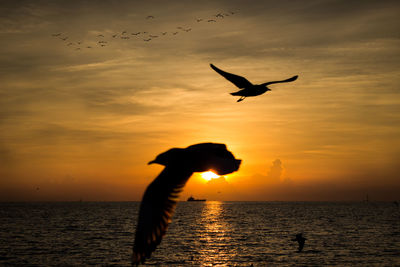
[292,233,306,252]
[210,64,298,102]
[132,143,241,265]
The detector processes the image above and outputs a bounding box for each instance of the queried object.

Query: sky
[0,0,399,201]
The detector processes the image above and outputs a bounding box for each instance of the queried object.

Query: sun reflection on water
[196,201,233,266]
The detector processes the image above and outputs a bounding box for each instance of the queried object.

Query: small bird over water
[292,233,307,252]
[210,64,298,102]
[132,143,241,265]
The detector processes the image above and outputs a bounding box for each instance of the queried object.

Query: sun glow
[201,171,220,181]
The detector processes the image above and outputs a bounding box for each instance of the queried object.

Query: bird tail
[230,91,242,96]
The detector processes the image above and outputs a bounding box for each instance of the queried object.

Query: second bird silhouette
[210,64,298,102]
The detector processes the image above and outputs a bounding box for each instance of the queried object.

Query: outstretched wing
[262,75,298,86]
[210,64,253,89]
[132,168,189,265]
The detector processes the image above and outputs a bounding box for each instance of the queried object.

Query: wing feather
[132,168,190,265]
[261,75,298,86]
[210,64,253,89]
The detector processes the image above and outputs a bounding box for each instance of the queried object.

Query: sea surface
[0,201,399,266]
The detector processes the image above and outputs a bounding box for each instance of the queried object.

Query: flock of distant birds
[51,11,236,51]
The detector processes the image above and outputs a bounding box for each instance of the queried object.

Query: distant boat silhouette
[292,233,306,252]
[187,196,206,202]
[210,64,298,102]
[132,143,241,265]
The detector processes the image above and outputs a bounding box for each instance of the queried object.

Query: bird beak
[236,159,242,167]
[148,160,156,165]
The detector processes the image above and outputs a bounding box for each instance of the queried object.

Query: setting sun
[201,171,220,181]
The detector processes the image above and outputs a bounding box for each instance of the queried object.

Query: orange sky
[0,0,399,201]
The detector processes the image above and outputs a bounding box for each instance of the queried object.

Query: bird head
[148,143,241,175]
[262,85,271,91]
[185,143,241,175]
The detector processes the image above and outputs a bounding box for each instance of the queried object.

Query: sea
[0,201,399,266]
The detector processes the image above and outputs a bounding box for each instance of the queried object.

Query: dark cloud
[193,0,400,80]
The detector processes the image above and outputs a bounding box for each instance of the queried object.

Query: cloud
[266,159,283,182]
[1,0,399,201]
[207,176,229,186]
[265,159,293,186]
[201,176,239,200]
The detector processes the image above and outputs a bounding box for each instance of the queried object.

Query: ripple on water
[0,201,399,266]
